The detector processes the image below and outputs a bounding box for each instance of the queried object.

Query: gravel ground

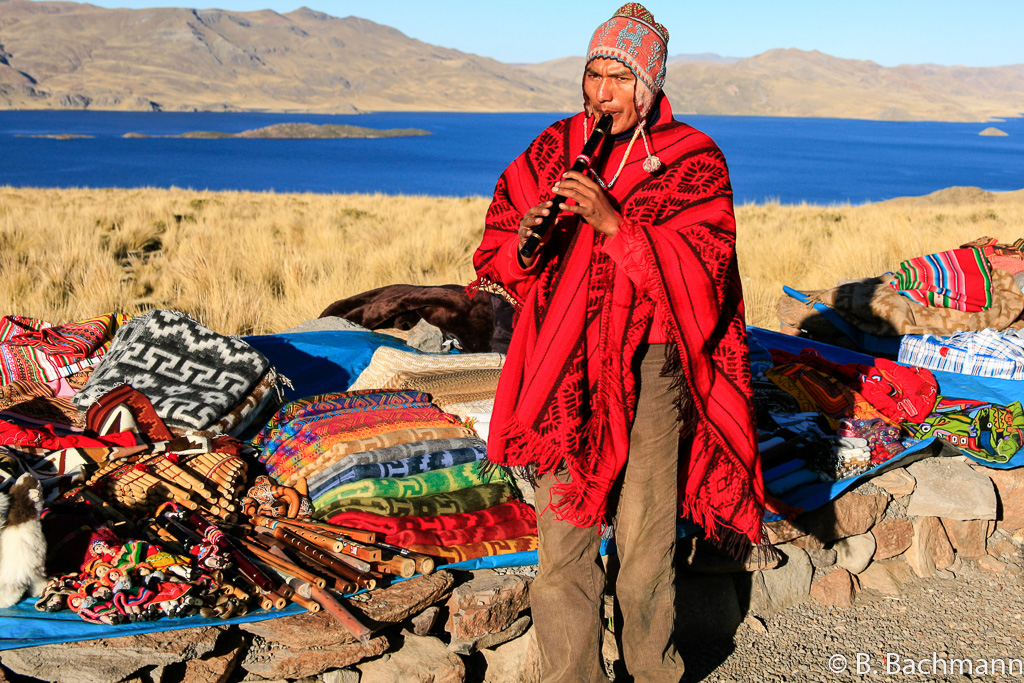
[678,560,1024,683]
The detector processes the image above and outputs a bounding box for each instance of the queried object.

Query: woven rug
[325,499,535,535]
[0,314,127,385]
[404,535,538,563]
[262,405,466,485]
[312,460,495,509]
[73,310,274,432]
[307,442,487,500]
[347,347,504,392]
[252,390,433,450]
[315,480,516,520]
[256,391,434,457]
[393,368,501,403]
[387,516,537,547]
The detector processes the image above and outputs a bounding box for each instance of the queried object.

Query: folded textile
[316,480,517,520]
[779,268,1024,338]
[899,328,1024,381]
[86,384,174,442]
[0,418,136,450]
[0,370,91,429]
[891,247,994,311]
[964,236,1024,275]
[766,357,883,429]
[73,310,275,433]
[768,348,939,426]
[307,443,487,501]
[307,436,485,494]
[313,460,496,509]
[326,499,535,535]
[404,535,538,563]
[348,346,504,392]
[319,283,498,353]
[911,397,1024,464]
[0,314,127,386]
[256,391,434,457]
[391,368,501,404]
[206,368,284,438]
[856,359,938,423]
[252,390,433,451]
[387,516,537,547]
[262,405,467,486]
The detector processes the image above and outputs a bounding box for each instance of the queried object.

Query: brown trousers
[531,343,687,683]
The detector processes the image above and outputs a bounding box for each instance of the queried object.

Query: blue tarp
[751,327,1024,518]
[244,329,412,401]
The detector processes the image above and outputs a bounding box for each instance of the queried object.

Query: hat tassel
[640,123,661,174]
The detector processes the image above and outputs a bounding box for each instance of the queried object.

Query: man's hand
[517,200,555,269]
[552,170,621,237]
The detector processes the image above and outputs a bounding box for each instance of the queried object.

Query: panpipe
[84,448,248,518]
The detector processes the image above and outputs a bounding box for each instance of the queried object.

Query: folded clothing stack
[72,310,283,436]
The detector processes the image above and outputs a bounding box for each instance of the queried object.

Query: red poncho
[472,95,765,548]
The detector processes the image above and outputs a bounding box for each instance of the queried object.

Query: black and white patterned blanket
[73,310,270,432]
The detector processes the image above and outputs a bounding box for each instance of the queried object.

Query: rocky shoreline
[125,123,431,139]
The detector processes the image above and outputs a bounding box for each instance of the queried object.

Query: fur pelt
[320,284,513,353]
[0,473,48,608]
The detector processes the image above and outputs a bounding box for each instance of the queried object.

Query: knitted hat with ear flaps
[584,3,669,121]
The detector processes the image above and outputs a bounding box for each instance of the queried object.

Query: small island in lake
[124,123,430,139]
[979,127,1009,137]
[19,134,95,139]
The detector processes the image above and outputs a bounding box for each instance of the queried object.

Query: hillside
[0,0,575,113]
[522,51,1024,122]
[1,0,1023,121]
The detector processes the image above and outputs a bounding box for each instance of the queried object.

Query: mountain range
[2,0,1023,122]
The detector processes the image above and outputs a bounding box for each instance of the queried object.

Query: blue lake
[1,110,1022,205]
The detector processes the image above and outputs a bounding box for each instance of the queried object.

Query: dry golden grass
[1,185,1022,335]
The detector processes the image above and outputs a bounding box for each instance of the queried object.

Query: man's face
[583,58,639,135]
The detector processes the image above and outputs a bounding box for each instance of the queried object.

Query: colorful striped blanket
[890,247,994,312]
[316,480,516,520]
[264,408,467,486]
[306,436,485,497]
[0,314,127,386]
[312,460,495,509]
[307,443,487,501]
[252,390,433,450]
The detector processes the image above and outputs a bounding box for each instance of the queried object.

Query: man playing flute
[471,4,766,681]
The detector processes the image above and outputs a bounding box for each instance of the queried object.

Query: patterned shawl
[471,95,765,548]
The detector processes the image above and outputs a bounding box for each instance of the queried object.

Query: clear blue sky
[85,0,1024,67]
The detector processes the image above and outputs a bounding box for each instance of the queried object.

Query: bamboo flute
[257,536,359,594]
[259,521,381,563]
[268,529,377,590]
[251,515,379,544]
[307,585,372,645]
[242,539,327,589]
[371,540,436,575]
[373,555,416,579]
[259,588,288,610]
[288,590,322,613]
[322,547,373,574]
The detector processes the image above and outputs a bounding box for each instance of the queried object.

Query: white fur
[0,475,48,608]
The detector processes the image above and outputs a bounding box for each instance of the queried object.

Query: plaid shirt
[899,328,1024,380]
